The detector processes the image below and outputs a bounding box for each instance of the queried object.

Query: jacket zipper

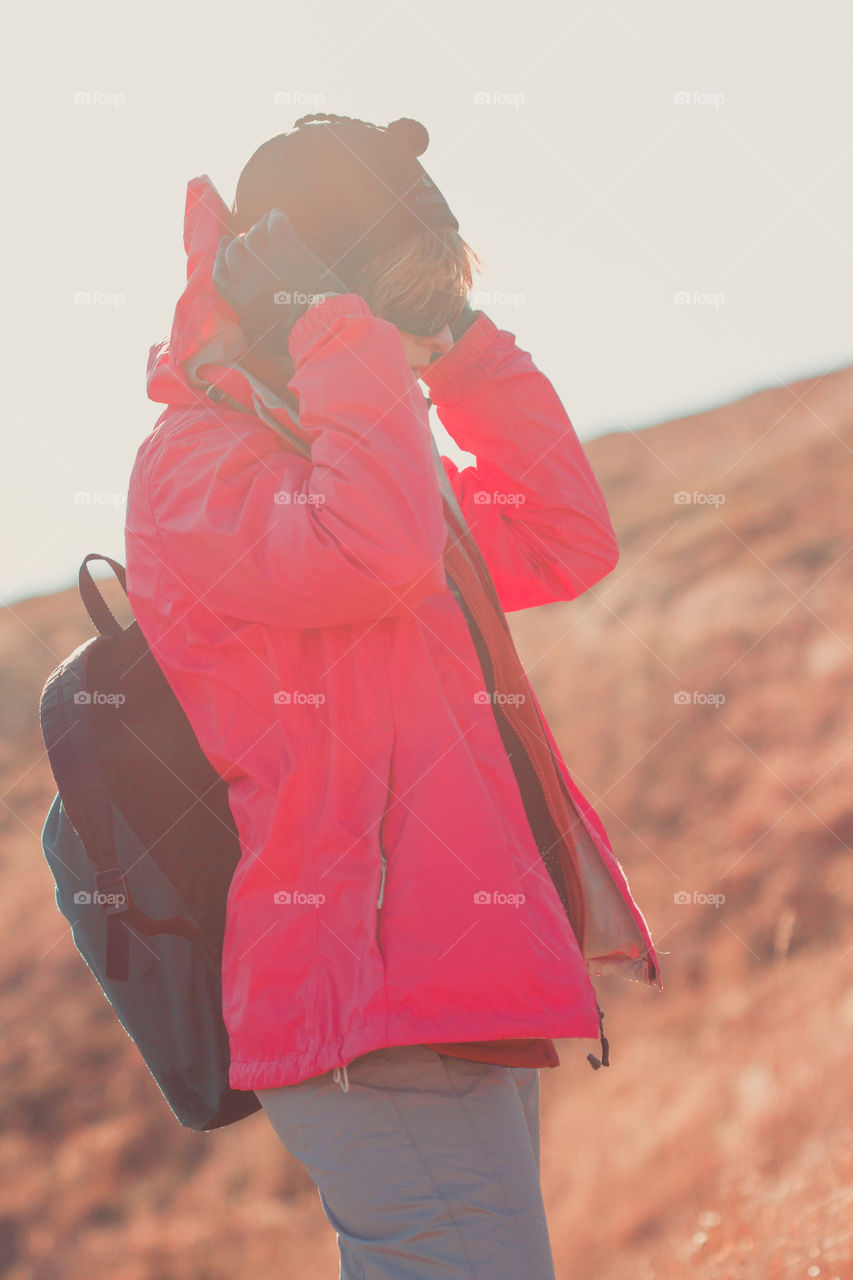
[444,559,588,956]
[512,715,588,955]
[440,509,608,1069]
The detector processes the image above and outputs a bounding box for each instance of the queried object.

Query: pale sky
[2,0,851,607]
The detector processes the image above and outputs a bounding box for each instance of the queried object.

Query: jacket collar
[146,174,314,458]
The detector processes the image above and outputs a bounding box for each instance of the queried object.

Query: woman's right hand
[449,298,478,341]
[213,209,350,355]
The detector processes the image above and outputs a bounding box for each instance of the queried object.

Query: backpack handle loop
[79,554,128,637]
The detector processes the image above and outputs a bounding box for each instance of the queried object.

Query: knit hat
[229,113,459,289]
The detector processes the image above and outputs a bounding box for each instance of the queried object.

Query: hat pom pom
[386,117,429,157]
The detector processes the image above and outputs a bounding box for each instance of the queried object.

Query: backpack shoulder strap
[79,553,128,637]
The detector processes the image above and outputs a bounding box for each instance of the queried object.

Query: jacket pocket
[376,759,394,958]
[375,726,395,958]
[375,832,388,965]
[377,838,388,910]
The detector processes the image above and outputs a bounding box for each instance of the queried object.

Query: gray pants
[256,1044,557,1279]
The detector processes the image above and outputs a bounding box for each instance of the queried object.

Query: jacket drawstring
[332,1064,350,1093]
[582,1002,611,1070]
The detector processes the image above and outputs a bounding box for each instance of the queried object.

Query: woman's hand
[449,298,478,342]
[213,209,349,355]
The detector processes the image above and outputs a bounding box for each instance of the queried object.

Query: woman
[125,112,662,1280]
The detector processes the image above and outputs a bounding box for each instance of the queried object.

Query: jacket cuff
[420,311,499,403]
[288,292,375,359]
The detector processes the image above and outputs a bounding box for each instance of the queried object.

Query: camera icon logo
[473,890,491,904]
[674,691,691,704]
[273,891,292,904]
[274,691,291,704]
[673,891,691,904]
[473,691,491,705]
[274,290,292,305]
[472,491,491,504]
[73,890,92,904]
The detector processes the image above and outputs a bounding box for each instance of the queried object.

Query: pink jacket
[124,176,662,1090]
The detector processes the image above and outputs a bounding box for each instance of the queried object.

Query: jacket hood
[146,175,250,409]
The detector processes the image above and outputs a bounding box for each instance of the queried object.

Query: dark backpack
[37,384,312,1130]
[38,551,261,1130]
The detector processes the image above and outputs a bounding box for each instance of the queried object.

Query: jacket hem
[228,1008,600,1090]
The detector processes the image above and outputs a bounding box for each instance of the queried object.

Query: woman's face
[396,324,454,380]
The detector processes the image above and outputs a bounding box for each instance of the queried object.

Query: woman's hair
[236,225,485,404]
[347,224,486,336]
